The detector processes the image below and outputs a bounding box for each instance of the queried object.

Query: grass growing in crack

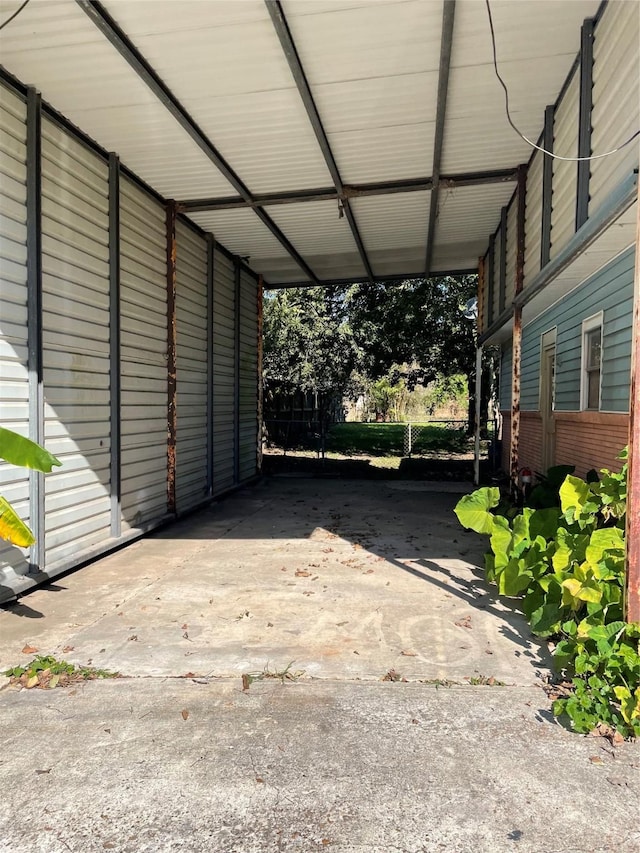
[466,675,505,686]
[241,661,305,690]
[3,655,119,689]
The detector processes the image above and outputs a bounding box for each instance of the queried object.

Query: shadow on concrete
[263,453,481,481]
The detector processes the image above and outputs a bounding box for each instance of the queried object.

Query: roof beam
[75,0,320,284]
[265,0,374,282]
[268,268,476,290]
[179,168,518,213]
[425,0,456,277]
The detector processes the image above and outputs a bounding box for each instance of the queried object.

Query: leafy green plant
[4,655,119,689]
[454,449,640,738]
[0,426,61,546]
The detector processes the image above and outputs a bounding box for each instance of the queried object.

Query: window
[581,314,603,411]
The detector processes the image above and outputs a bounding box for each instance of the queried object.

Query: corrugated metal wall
[41,117,112,569]
[175,220,209,512]
[505,198,518,305]
[212,247,237,496]
[499,344,512,412]
[550,71,579,260]
[492,230,501,320]
[523,150,543,288]
[590,0,640,216]
[0,85,30,582]
[0,76,261,599]
[119,176,168,532]
[238,268,259,482]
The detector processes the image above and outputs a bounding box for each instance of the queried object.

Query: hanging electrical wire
[485,0,639,161]
[0,0,30,32]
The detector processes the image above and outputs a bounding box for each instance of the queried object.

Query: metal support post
[625,180,640,622]
[474,346,483,486]
[26,87,44,573]
[166,200,177,514]
[108,153,121,538]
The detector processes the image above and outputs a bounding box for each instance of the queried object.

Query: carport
[1,4,640,845]
[0,2,638,605]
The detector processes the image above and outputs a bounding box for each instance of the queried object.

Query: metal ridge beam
[179,168,518,212]
[75,0,320,284]
[265,0,373,282]
[425,0,456,277]
[268,268,476,290]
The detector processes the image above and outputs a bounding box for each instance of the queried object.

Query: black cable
[485,0,639,161]
[0,0,30,32]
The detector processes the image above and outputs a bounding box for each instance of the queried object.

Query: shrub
[454,450,640,738]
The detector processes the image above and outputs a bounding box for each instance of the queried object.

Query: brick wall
[501,411,627,476]
[555,412,628,475]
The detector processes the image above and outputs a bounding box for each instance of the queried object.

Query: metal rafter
[269,268,476,289]
[265,0,374,282]
[75,0,320,284]
[425,0,456,277]
[178,168,518,213]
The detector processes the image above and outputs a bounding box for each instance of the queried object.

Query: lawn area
[326,422,469,457]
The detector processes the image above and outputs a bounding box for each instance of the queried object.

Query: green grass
[326,422,469,457]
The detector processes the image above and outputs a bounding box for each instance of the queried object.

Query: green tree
[263,287,361,395]
[345,276,477,386]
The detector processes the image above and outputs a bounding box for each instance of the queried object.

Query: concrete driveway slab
[1,477,638,853]
[1,478,547,685]
[1,679,639,853]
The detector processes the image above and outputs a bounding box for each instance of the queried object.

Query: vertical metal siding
[175,220,209,512]
[119,176,168,531]
[212,247,236,495]
[550,71,579,259]
[590,1,640,216]
[505,197,518,306]
[0,83,30,581]
[492,229,502,320]
[499,344,512,411]
[238,268,258,482]
[523,150,543,287]
[40,117,111,568]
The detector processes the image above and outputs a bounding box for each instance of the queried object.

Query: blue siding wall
[518,248,634,412]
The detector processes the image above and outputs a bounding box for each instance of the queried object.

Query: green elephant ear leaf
[0,496,36,548]
[454,487,500,534]
[0,426,61,472]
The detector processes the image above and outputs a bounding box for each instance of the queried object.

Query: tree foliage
[346,276,477,386]
[263,287,360,395]
[263,275,478,415]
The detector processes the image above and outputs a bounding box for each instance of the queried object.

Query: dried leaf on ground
[181,709,189,720]
[401,650,417,657]
[22,645,38,654]
[589,756,604,765]
[62,646,74,653]
[295,570,311,577]
[454,615,473,630]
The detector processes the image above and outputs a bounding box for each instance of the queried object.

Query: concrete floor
[1,476,638,853]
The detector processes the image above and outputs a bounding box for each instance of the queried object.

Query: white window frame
[580,312,603,411]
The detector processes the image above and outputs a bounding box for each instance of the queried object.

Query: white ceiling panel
[0,0,611,288]
[188,208,290,261]
[352,190,429,248]
[0,0,236,198]
[265,200,362,259]
[100,0,332,194]
[283,0,440,185]
[436,183,516,245]
[442,0,601,173]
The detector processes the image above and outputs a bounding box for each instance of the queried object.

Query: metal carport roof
[0,0,600,287]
